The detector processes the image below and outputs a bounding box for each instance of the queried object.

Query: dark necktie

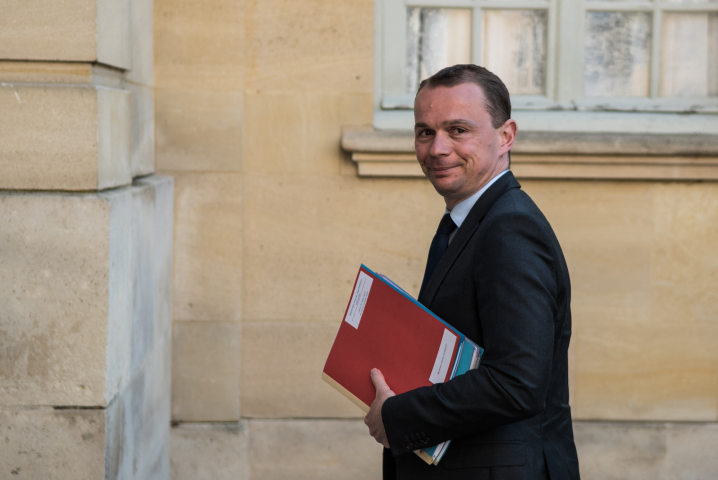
[419,213,457,300]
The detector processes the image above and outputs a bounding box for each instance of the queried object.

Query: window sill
[341,127,718,180]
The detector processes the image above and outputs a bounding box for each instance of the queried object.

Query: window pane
[405,8,471,94]
[660,13,718,96]
[584,12,652,97]
[483,10,548,95]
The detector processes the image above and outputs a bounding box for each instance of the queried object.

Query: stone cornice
[341,127,718,180]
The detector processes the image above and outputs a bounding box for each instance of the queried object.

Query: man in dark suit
[363,65,580,479]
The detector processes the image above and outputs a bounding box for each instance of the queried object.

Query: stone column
[0,1,172,479]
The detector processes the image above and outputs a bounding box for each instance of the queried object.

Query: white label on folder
[429,329,457,384]
[345,271,373,329]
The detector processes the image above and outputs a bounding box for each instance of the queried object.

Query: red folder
[323,265,464,413]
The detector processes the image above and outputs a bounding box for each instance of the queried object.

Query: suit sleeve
[382,210,558,456]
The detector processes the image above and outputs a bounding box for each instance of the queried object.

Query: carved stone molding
[342,127,718,180]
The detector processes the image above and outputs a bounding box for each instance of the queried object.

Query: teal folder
[419,336,484,464]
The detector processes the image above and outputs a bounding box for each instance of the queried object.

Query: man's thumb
[370,368,388,391]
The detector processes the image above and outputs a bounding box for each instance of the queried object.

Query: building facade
[2,0,718,479]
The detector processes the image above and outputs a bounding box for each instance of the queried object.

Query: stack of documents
[322,265,483,465]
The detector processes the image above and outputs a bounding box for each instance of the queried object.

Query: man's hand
[364,368,396,449]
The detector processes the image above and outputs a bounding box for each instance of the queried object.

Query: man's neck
[445,168,509,211]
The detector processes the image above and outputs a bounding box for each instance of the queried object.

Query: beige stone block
[97,86,132,190]
[96,0,131,70]
[134,175,175,344]
[1,336,172,480]
[651,183,718,325]
[0,178,173,407]
[126,0,154,87]
[575,421,669,480]
[0,342,171,479]
[242,172,443,322]
[154,0,243,92]
[244,92,372,175]
[105,187,135,404]
[129,181,159,375]
[0,0,96,61]
[128,83,155,177]
[0,0,129,69]
[523,181,654,325]
[245,0,373,93]
[0,85,131,191]
[572,322,718,421]
[109,175,173,403]
[171,172,242,322]
[170,422,249,480]
[664,422,718,478]
[0,407,106,479]
[249,419,383,480]
[107,330,172,480]
[0,192,118,406]
[155,90,243,171]
[524,180,718,421]
[141,331,172,480]
[0,85,99,189]
[241,322,361,418]
[574,421,718,480]
[172,322,241,422]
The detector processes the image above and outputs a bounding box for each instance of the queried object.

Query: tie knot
[437,214,457,236]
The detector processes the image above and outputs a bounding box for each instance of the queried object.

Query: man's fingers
[364,372,393,450]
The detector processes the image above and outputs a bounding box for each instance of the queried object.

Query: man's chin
[428,178,462,198]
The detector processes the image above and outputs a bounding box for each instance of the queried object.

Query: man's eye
[453,128,466,134]
[417,130,433,137]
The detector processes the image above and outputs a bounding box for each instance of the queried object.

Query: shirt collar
[445,170,509,229]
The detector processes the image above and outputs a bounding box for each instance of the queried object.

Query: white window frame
[374,0,718,132]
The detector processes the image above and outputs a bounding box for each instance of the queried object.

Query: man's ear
[499,119,518,156]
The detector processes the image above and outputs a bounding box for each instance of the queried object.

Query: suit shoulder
[476,188,567,258]
[487,187,550,226]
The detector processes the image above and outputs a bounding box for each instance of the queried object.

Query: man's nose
[429,132,451,157]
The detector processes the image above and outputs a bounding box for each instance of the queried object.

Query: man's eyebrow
[442,119,476,128]
[414,119,477,130]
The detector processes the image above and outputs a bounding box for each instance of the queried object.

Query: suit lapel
[419,171,522,307]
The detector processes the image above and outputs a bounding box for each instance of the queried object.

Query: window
[375,0,718,130]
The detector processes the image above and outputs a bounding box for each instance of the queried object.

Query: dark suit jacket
[382,172,580,480]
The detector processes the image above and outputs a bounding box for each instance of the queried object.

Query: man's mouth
[430,164,460,175]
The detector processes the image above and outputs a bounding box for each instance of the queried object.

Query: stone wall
[3,0,713,478]
[157,0,718,479]
[0,1,173,478]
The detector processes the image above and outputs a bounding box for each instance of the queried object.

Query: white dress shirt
[447,170,509,244]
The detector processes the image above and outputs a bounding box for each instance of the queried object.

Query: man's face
[414,83,516,209]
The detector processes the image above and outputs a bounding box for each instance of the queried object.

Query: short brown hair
[417,64,511,129]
